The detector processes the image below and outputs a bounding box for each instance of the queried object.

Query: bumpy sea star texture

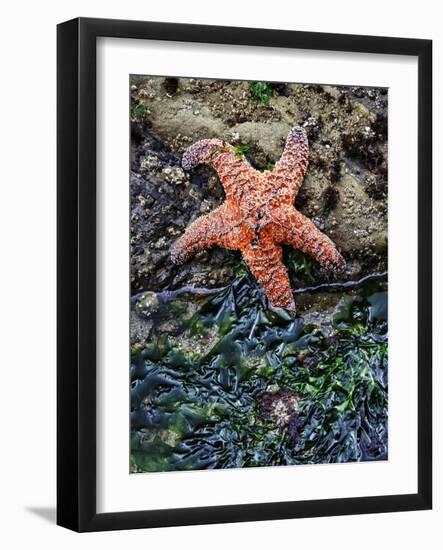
[170,127,345,311]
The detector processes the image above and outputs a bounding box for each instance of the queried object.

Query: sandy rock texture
[130,76,388,295]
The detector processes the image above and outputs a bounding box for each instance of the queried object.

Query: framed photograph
[57,17,432,532]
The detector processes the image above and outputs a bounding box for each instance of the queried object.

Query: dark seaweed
[131,275,387,472]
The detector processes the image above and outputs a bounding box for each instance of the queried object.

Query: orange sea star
[170,126,345,311]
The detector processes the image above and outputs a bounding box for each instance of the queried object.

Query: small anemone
[260,388,299,441]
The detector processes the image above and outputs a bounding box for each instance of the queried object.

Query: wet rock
[328,173,387,258]
[135,291,160,317]
[130,77,388,294]
[130,287,221,347]
[130,131,238,294]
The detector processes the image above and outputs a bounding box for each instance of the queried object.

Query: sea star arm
[278,207,345,271]
[242,239,295,311]
[170,202,243,264]
[271,127,309,202]
[182,139,258,202]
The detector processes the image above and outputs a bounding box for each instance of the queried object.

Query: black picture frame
[57,17,432,532]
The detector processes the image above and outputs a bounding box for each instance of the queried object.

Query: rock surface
[130,77,388,295]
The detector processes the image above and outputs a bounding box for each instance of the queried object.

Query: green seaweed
[131,274,388,472]
[285,249,315,282]
[130,99,148,120]
[249,82,274,107]
[233,143,254,160]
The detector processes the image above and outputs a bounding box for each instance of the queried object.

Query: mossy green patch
[249,81,274,107]
[130,99,148,121]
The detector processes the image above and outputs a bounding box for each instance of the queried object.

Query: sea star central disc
[170,126,345,311]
